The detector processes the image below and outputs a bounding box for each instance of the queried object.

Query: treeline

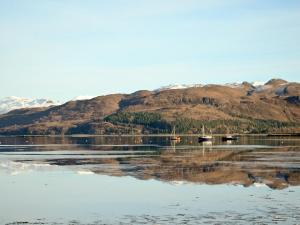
[105,111,300,134]
[105,111,171,133]
[172,118,299,134]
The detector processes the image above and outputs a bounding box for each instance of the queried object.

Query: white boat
[198,125,212,142]
[170,126,181,141]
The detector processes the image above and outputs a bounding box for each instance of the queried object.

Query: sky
[0,0,300,101]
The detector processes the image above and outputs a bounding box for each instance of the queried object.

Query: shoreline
[1,133,300,138]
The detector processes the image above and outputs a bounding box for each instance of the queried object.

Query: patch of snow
[77,170,95,175]
[0,96,60,114]
[251,81,265,87]
[224,82,243,88]
[154,84,202,92]
[254,84,272,93]
[72,95,96,101]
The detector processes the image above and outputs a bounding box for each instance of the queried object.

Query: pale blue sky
[1,0,300,101]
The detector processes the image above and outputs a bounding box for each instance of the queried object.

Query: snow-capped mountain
[154,84,203,92]
[251,81,265,87]
[0,96,60,114]
[155,81,265,92]
[224,82,244,88]
[72,95,96,101]
[224,81,265,88]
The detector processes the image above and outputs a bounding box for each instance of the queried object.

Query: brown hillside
[0,79,299,134]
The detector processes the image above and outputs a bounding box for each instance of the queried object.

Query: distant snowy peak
[72,95,96,101]
[224,82,244,88]
[251,81,265,87]
[155,81,265,92]
[154,84,203,92]
[253,79,290,92]
[224,81,265,88]
[0,96,60,114]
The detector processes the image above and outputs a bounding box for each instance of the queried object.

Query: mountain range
[0,78,299,135]
[0,96,100,115]
[0,96,59,115]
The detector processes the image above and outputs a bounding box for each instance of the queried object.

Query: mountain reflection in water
[1,135,300,190]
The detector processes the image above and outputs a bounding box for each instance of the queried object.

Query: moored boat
[222,128,237,141]
[198,125,212,142]
[221,135,237,141]
[170,126,181,141]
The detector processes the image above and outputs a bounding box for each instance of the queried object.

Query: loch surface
[0,135,300,225]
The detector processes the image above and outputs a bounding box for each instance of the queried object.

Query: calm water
[0,135,300,225]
